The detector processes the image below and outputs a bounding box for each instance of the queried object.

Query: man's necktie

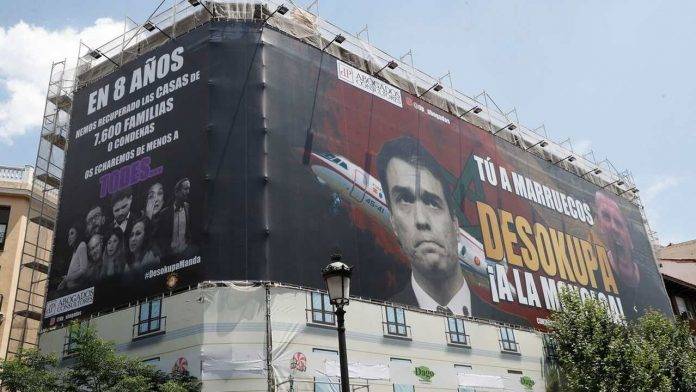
[437,305,454,315]
[437,305,470,317]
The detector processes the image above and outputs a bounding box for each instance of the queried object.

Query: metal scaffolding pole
[4,60,71,359]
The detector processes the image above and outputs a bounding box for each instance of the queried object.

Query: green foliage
[0,323,201,392]
[0,349,60,392]
[549,289,696,392]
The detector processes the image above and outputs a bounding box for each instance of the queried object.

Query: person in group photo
[57,222,88,291]
[125,215,161,275]
[85,205,107,238]
[144,182,167,253]
[100,228,126,279]
[84,233,105,284]
[159,177,193,257]
[111,187,135,237]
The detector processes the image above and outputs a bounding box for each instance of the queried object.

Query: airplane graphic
[308,151,503,290]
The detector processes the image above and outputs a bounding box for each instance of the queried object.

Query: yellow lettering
[516,216,539,271]
[568,235,589,286]
[500,210,523,267]
[597,245,618,294]
[534,223,556,277]
[581,239,598,289]
[549,229,576,283]
[477,202,504,261]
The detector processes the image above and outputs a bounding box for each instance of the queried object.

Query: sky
[0,0,694,245]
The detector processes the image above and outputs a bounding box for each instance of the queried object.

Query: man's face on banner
[85,207,105,236]
[595,192,635,282]
[112,196,132,225]
[129,221,146,253]
[147,183,165,216]
[175,180,191,203]
[87,234,103,263]
[385,157,459,278]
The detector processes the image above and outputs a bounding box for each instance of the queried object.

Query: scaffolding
[70,1,646,207]
[4,60,71,358]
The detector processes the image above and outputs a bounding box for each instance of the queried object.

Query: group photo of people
[56,177,197,292]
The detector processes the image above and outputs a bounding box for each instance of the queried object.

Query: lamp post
[322,254,353,392]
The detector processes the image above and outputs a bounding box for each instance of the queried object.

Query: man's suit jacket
[156,202,191,255]
[113,216,134,239]
[390,280,526,325]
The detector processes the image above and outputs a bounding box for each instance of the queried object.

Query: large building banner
[260,27,672,328]
[44,23,671,329]
[44,29,209,327]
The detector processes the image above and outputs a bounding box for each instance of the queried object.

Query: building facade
[0,165,55,358]
[659,241,696,336]
[39,283,547,391]
[30,3,669,392]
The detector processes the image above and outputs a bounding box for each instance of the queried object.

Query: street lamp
[322,254,353,392]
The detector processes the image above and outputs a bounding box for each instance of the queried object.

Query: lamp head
[143,21,156,32]
[277,5,289,15]
[322,254,353,306]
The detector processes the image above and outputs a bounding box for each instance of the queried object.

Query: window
[499,327,519,353]
[390,358,414,392]
[675,296,696,319]
[0,206,10,251]
[446,317,469,346]
[384,306,409,338]
[544,336,559,363]
[134,297,165,337]
[63,322,88,357]
[309,292,335,325]
[455,364,474,392]
[313,348,338,392]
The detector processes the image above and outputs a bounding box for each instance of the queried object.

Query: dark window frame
[0,206,10,251]
[499,326,519,353]
[133,297,165,338]
[308,292,335,326]
[383,306,410,338]
[62,321,88,358]
[446,316,470,346]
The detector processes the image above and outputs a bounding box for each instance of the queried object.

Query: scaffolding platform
[4,59,70,359]
[22,261,50,274]
[41,131,67,150]
[35,172,61,189]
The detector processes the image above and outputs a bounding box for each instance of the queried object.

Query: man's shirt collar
[411,273,472,316]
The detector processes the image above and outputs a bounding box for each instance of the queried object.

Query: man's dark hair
[175,178,190,192]
[110,187,133,205]
[376,136,456,218]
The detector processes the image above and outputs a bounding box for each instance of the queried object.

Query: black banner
[44,28,209,326]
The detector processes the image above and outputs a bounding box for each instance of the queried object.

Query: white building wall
[39,283,547,392]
